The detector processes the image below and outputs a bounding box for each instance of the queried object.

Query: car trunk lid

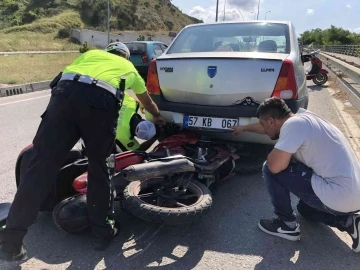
[154,52,288,106]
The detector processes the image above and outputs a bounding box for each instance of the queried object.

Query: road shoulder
[327,82,360,161]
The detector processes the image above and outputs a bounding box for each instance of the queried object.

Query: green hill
[0,0,203,33]
[0,0,203,51]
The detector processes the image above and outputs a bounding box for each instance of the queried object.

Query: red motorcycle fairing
[319,69,328,74]
[72,132,236,194]
[210,146,240,162]
[72,152,145,193]
[72,132,200,193]
[19,144,34,154]
[306,68,328,79]
[15,144,34,187]
[153,131,200,152]
[73,173,88,194]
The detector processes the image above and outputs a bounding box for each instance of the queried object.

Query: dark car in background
[123,41,168,83]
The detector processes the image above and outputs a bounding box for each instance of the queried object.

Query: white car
[145,20,309,145]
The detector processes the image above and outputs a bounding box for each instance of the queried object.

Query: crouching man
[232,97,360,253]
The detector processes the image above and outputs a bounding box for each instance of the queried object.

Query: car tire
[234,143,270,174]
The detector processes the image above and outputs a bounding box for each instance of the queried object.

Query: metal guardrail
[319,53,360,86]
[316,53,360,112]
[324,45,360,57]
[308,45,360,58]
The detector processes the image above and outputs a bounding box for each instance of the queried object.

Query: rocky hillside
[0,0,203,33]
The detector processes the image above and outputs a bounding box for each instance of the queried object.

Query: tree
[299,25,360,45]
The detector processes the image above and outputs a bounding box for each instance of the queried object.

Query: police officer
[0,42,165,261]
[115,92,158,152]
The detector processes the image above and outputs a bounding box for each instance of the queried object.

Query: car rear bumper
[146,94,309,145]
[149,94,309,118]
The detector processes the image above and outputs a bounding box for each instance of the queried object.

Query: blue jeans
[262,160,356,231]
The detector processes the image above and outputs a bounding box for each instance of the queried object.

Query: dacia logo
[160,67,173,73]
[261,68,275,72]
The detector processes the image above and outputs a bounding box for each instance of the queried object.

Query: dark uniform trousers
[5,80,120,243]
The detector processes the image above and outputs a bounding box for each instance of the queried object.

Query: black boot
[0,228,27,261]
[93,226,119,251]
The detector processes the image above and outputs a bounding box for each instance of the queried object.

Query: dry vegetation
[0,0,202,83]
[0,53,79,84]
[0,32,80,52]
[0,0,202,52]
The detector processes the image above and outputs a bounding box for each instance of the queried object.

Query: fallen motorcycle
[9,129,239,234]
[54,131,239,233]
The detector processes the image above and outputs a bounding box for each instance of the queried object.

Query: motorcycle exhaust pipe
[122,158,195,182]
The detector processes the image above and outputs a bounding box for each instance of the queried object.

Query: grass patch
[0,11,82,52]
[0,53,80,84]
[2,11,83,34]
[0,32,80,52]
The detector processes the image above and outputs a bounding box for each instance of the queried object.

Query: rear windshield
[167,22,290,54]
[124,43,146,54]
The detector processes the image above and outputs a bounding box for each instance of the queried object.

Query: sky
[171,0,360,36]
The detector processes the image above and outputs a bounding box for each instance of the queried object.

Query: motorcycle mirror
[301,55,311,63]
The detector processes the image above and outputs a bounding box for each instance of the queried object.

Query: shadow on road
[309,84,328,92]
[4,173,360,269]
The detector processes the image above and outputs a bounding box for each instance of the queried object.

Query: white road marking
[0,94,50,107]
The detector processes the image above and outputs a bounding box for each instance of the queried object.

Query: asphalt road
[1,81,360,270]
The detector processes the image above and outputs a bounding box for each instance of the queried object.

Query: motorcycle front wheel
[123,178,213,225]
[313,73,328,85]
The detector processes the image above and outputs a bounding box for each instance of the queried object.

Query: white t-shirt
[275,108,360,213]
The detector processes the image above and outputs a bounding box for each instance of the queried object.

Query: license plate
[183,115,239,130]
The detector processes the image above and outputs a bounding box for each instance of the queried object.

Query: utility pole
[223,0,227,21]
[107,0,110,44]
[215,0,219,22]
[265,11,271,20]
[256,0,260,20]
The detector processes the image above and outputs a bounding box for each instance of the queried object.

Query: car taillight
[141,53,148,63]
[147,59,161,95]
[272,59,298,99]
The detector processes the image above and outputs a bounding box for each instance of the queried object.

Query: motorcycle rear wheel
[313,73,328,85]
[52,194,90,234]
[16,146,84,211]
[123,178,212,225]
